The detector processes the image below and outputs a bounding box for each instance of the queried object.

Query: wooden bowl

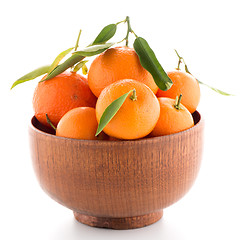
[29,111,204,229]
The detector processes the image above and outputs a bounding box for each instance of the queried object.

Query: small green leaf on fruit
[95,90,133,136]
[82,64,88,75]
[72,60,88,73]
[11,65,50,89]
[133,37,173,91]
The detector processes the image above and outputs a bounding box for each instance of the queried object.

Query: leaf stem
[124,16,138,46]
[174,49,192,74]
[117,38,127,44]
[46,113,56,131]
[74,29,82,51]
[174,49,182,70]
[174,94,183,110]
[130,89,137,101]
[116,17,127,25]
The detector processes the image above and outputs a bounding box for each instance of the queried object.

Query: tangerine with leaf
[95,79,160,140]
[88,46,159,97]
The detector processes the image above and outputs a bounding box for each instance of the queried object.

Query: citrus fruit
[150,96,194,136]
[96,79,160,140]
[156,70,200,113]
[56,107,98,140]
[33,71,97,127]
[87,46,158,97]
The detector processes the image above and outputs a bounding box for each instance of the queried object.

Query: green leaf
[197,80,233,96]
[82,63,88,75]
[42,54,85,81]
[43,33,115,82]
[43,42,114,82]
[72,60,88,72]
[48,47,74,73]
[95,90,133,136]
[133,37,173,91]
[11,65,50,89]
[74,42,115,57]
[91,24,117,45]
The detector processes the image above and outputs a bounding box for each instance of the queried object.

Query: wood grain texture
[73,210,163,229]
[29,111,204,229]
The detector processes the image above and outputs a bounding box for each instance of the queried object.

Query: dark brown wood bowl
[29,111,204,230]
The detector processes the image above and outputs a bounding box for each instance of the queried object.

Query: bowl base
[73,210,163,229]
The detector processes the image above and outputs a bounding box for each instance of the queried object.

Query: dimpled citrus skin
[87,46,158,97]
[96,79,160,140]
[150,97,194,137]
[56,107,98,140]
[33,71,97,127]
[156,70,200,113]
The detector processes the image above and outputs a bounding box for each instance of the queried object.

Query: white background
[1,0,240,239]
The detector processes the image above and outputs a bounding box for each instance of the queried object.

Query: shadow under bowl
[29,111,204,229]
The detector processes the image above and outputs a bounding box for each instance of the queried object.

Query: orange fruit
[33,71,97,127]
[150,96,194,136]
[96,79,160,140]
[156,70,200,113]
[56,107,98,140]
[88,46,158,97]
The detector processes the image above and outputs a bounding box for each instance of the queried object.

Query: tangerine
[33,71,97,127]
[156,70,200,113]
[96,79,160,140]
[88,46,158,97]
[150,95,194,136]
[56,107,98,140]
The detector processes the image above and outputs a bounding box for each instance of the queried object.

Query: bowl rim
[29,111,203,145]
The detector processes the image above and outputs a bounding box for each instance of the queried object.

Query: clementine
[96,79,160,140]
[56,107,98,140]
[33,71,97,127]
[87,46,158,97]
[156,70,200,113]
[150,95,194,136]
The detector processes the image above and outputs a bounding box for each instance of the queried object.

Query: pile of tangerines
[32,46,200,140]
[12,17,209,140]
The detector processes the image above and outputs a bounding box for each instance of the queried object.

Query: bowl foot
[73,210,163,229]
